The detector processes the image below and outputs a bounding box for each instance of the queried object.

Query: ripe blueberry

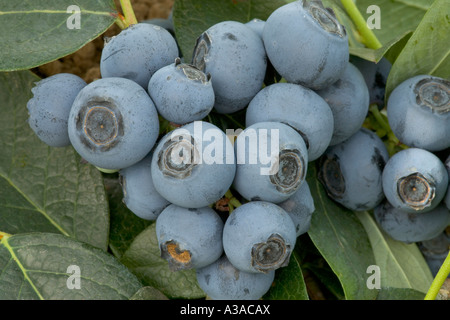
[68,77,160,170]
[263,0,348,90]
[374,200,450,243]
[315,62,370,146]
[233,121,308,203]
[246,82,334,161]
[381,148,449,214]
[156,204,224,271]
[222,201,297,274]
[100,23,178,88]
[119,151,170,220]
[27,73,87,147]
[318,128,389,211]
[387,75,450,152]
[148,58,214,124]
[191,21,267,114]
[150,121,236,208]
[278,180,315,237]
[196,255,275,300]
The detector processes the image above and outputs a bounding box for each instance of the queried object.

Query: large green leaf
[0,232,142,300]
[356,211,433,294]
[355,0,430,46]
[0,71,109,251]
[306,164,378,300]
[120,223,205,299]
[385,0,450,101]
[263,250,309,300]
[376,287,426,300]
[0,0,117,71]
[172,0,289,62]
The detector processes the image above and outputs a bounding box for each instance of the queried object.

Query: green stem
[119,0,138,27]
[115,14,127,29]
[424,251,450,300]
[225,190,242,209]
[340,0,382,49]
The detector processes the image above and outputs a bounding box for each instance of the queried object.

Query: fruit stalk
[340,0,382,49]
[117,0,138,28]
[424,251,450,300]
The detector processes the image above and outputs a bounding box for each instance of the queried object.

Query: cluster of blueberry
[25,0,449,299]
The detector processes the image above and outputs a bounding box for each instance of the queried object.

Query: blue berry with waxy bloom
[315,62,370,146]
[100,23,178,88]
[246,82,334,162]
[68,77,160,171]
[222,201,297,274]
[196,255,275,300]
[387,75,450,152]
[156,204,224,271]
[318,128,389,211]
[278,180,315,237]
[27,73,87,147]
[233,121,308,203]
[263,0,349,90]
[374,200,450,244]
[191,20,267,114]
[148,58,214,125]
[381,147,449,214]
[150,121,236,208]
[119,151,170,221]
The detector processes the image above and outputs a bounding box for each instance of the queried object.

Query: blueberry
[148,58,214,124]
[349,56,392,107]
[191,21,267,114]
[27,73,87,147]
[263,0,348,90]
[387,75,450,152]
[246,82,334,161]
[119,151,170,220]
[222,201,297,274]
[150,121,236,208]
[278,180,315,237]
[100,23,178,88]
[445,155,450,210]
[382,148,449,214]
[374,200,450,243]
[315,62,370,146]
[233,121,308,203]
[318,128,389,211]
[156,204,224,271]
[68,77,160,170]
[196,255,275,300]
[245,18,265,38]
[418,232,450,276]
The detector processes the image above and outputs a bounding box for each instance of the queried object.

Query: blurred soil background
[34,0,174,83]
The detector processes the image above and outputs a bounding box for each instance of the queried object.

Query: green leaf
[376,287,426,300]
[130,286,169,300]
[120,223,205,299]
[0,0,117,71]
[0,71,109,251]
[356,211,433,294]
[306,163,378,300]
[385,0,450,102]
[263,251,309,300]
[349,30,413,63]
[104,175,152,259]
[0,233,142,300]
[355,0,430,46]
[172,0,289,62]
